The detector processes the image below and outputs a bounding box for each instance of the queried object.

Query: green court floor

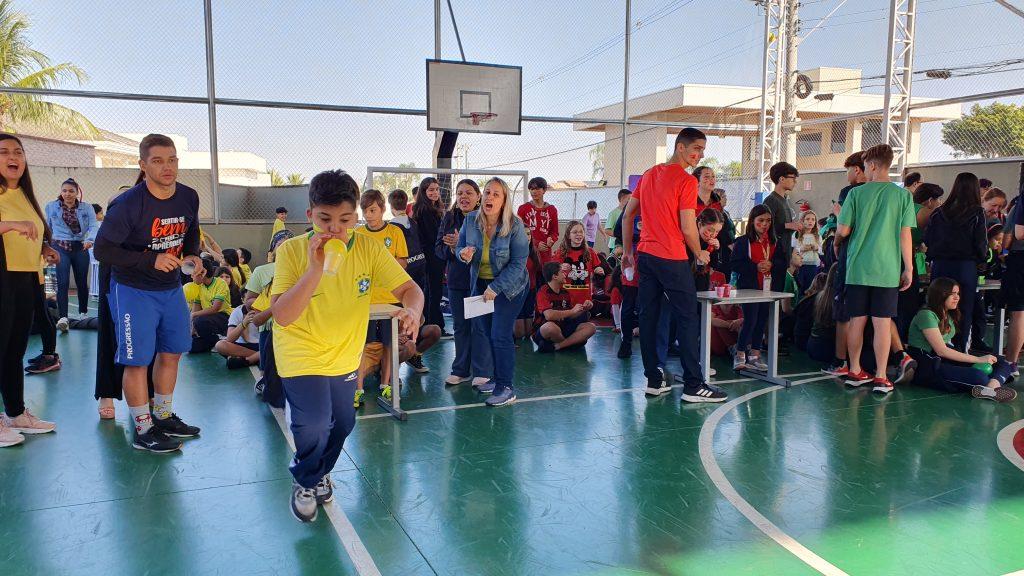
[2,328,1023,576]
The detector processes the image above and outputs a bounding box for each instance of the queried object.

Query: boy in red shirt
[532,262,597,352]
[621,128,726,403]
[518,177,559,263]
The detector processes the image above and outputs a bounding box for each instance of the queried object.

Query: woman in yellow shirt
[0,134,58,446]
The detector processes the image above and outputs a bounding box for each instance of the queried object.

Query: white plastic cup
[715,285,726,298]
[623,266,635,282]
[323,239,345,275]
[180,260,196,276]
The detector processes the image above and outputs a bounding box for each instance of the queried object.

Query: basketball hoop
[470,112,497,126]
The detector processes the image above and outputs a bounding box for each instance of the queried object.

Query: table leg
[376,316,408,420]
[700,301,712,381]
[767,299,780,381]
[996,306,1006,355]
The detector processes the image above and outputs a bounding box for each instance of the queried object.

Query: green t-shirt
[908,309,954,353]
[605,207,622,250]
[245,262,276,332]
[784,271,799,306]
[837,181,916,288]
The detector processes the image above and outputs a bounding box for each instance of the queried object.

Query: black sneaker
[616,341,632,359]
[439,331,454,340]
[132,428,182,453]
[25,354,61,374]
[532,332,555,353]
[681,383,728,403]
[406,354,429,373]
[315,475,334,504]
[152,413,201,438]
[254,377,266,397]
[893,354,917,385]
[969,341,993,355]
[26,352,45,366]
[226,356,251,370]
[644,369,672,397]
[291,483,318,523]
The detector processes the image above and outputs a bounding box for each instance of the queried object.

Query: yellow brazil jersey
[0,187,44,272]
[354,223,408,304]
[183,277,233,315]
[271,233,410,378]
[272,218,286,237]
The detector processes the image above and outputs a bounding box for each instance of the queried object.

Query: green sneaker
[380,385,392,401]
[353,389,364,409]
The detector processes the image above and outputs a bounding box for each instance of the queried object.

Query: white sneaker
[472,377,491,386]
[3,410,56,434]
[444,374,471,386]
[707,367,717,377]
[0,421,24,447]
[56,317,69,333]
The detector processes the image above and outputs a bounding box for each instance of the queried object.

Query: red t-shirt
[558,246,602,307]
[697,193,723,215]
[534,283,573,328]
[517,202,559,261]
[710,304,743,356]
[634,163,697,260]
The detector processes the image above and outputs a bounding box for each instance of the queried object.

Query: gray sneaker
[291,483,318,523]
[315,475,334,504]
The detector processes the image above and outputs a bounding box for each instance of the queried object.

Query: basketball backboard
[426,59,522,135]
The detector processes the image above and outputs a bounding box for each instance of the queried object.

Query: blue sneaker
[475,380,496,394]
[485,388,516,407]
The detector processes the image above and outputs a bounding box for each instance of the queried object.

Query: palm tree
[269,169,286,186]
[0,0,97,137]
[286,173,305,185]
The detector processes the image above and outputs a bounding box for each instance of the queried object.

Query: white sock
[153,393,173,420]
[129,404,153,434]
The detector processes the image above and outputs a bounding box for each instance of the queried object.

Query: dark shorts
[845,284,899,319]
[518,286,537,319]
[237,341,260,352]
[366,319,393,345]
[533,316,586,345]
[1002,253,1024,312]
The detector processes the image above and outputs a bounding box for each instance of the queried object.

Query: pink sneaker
[0,420,24,447]
[3,410,56,434]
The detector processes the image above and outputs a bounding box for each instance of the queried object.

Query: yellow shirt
[355,223,408,304]
[479,234,494,280]
[240,263,252,280]
[0,187,43,272]
[183,277,233,315]
[271,233,410,377]
[229,266,243,289]
[272,219,286,237]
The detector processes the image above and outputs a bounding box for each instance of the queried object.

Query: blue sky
[22,0,1024,184]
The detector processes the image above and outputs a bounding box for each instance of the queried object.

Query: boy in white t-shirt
[214,302,260,369]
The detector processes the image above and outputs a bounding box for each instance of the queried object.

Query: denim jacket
[456,210,529,299]
[45,200,98,243]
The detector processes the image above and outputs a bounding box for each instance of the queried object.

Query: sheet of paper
[463,295,494,319]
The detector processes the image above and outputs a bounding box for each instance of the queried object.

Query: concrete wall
[793,157,1024,217]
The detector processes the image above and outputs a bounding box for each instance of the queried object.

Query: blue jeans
[637,253,703,387]
[54,241,91,318]
[737,302,769,352]
[282,371,358,489]
[931,259,977,351]
[448,286,493,379]
[472,279,527,395]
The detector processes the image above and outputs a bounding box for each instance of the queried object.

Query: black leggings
[32,281,57,356]
[425,257,446,330]
[95,263,154,400]
[0,270,36,418]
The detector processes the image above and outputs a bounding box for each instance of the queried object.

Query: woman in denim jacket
[457,177,530,407]
[44,178,98,330]
[436,179,493,387]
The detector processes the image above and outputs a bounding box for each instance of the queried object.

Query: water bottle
[44,265,57,298]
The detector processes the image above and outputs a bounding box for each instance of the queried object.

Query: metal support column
[882,0,917,177]
[203,0,220,223]
[620,0,632,188]
[756,0,786,198]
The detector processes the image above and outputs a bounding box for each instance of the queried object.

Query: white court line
[698,375,850,576]
[250,366,383,576]
[355,370,826,420]
[997,419,1024,474]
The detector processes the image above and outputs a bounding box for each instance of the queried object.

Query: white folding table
[696,290,795,387]
[369,303,405,420]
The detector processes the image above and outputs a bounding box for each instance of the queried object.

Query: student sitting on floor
[214,265,244,308]
[907,277,1016,402]
[710,301,742,357]
[532,261,597,352]
[360,317,441,401]
[214,301,260,369]
[793,272,826,351]
[184,258,232,353]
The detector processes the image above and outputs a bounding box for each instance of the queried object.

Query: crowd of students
[0,127,1021,525]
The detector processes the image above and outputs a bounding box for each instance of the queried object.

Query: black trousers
[425,257,446,330]
[637,253,703,387]
[0,268,36,418]
[95,263,154,400]
[31,281,56,356]
[620,285,638,345]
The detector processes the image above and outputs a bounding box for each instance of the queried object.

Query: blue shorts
[108,281,192,366]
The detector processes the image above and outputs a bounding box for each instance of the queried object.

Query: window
[831,122,847,153]
[860,120,882,149]
[796,132,822,157]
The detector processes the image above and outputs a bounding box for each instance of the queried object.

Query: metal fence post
[204,0,221,223]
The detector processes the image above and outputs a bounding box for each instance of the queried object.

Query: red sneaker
[823,362,849,377]
[872,377,894,394]
[844,370,872,387]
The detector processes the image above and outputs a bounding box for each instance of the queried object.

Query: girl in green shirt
[906,277,1016,402]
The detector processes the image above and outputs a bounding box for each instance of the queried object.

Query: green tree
[375,162,420,193]
[269,169,285,186]
[286,173,305,185]
[0,0,96,136]
[698,157,743,180]
[941,102,1024,159]
[589,143,604,180]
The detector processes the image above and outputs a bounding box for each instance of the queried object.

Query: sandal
[98,403,115,420]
